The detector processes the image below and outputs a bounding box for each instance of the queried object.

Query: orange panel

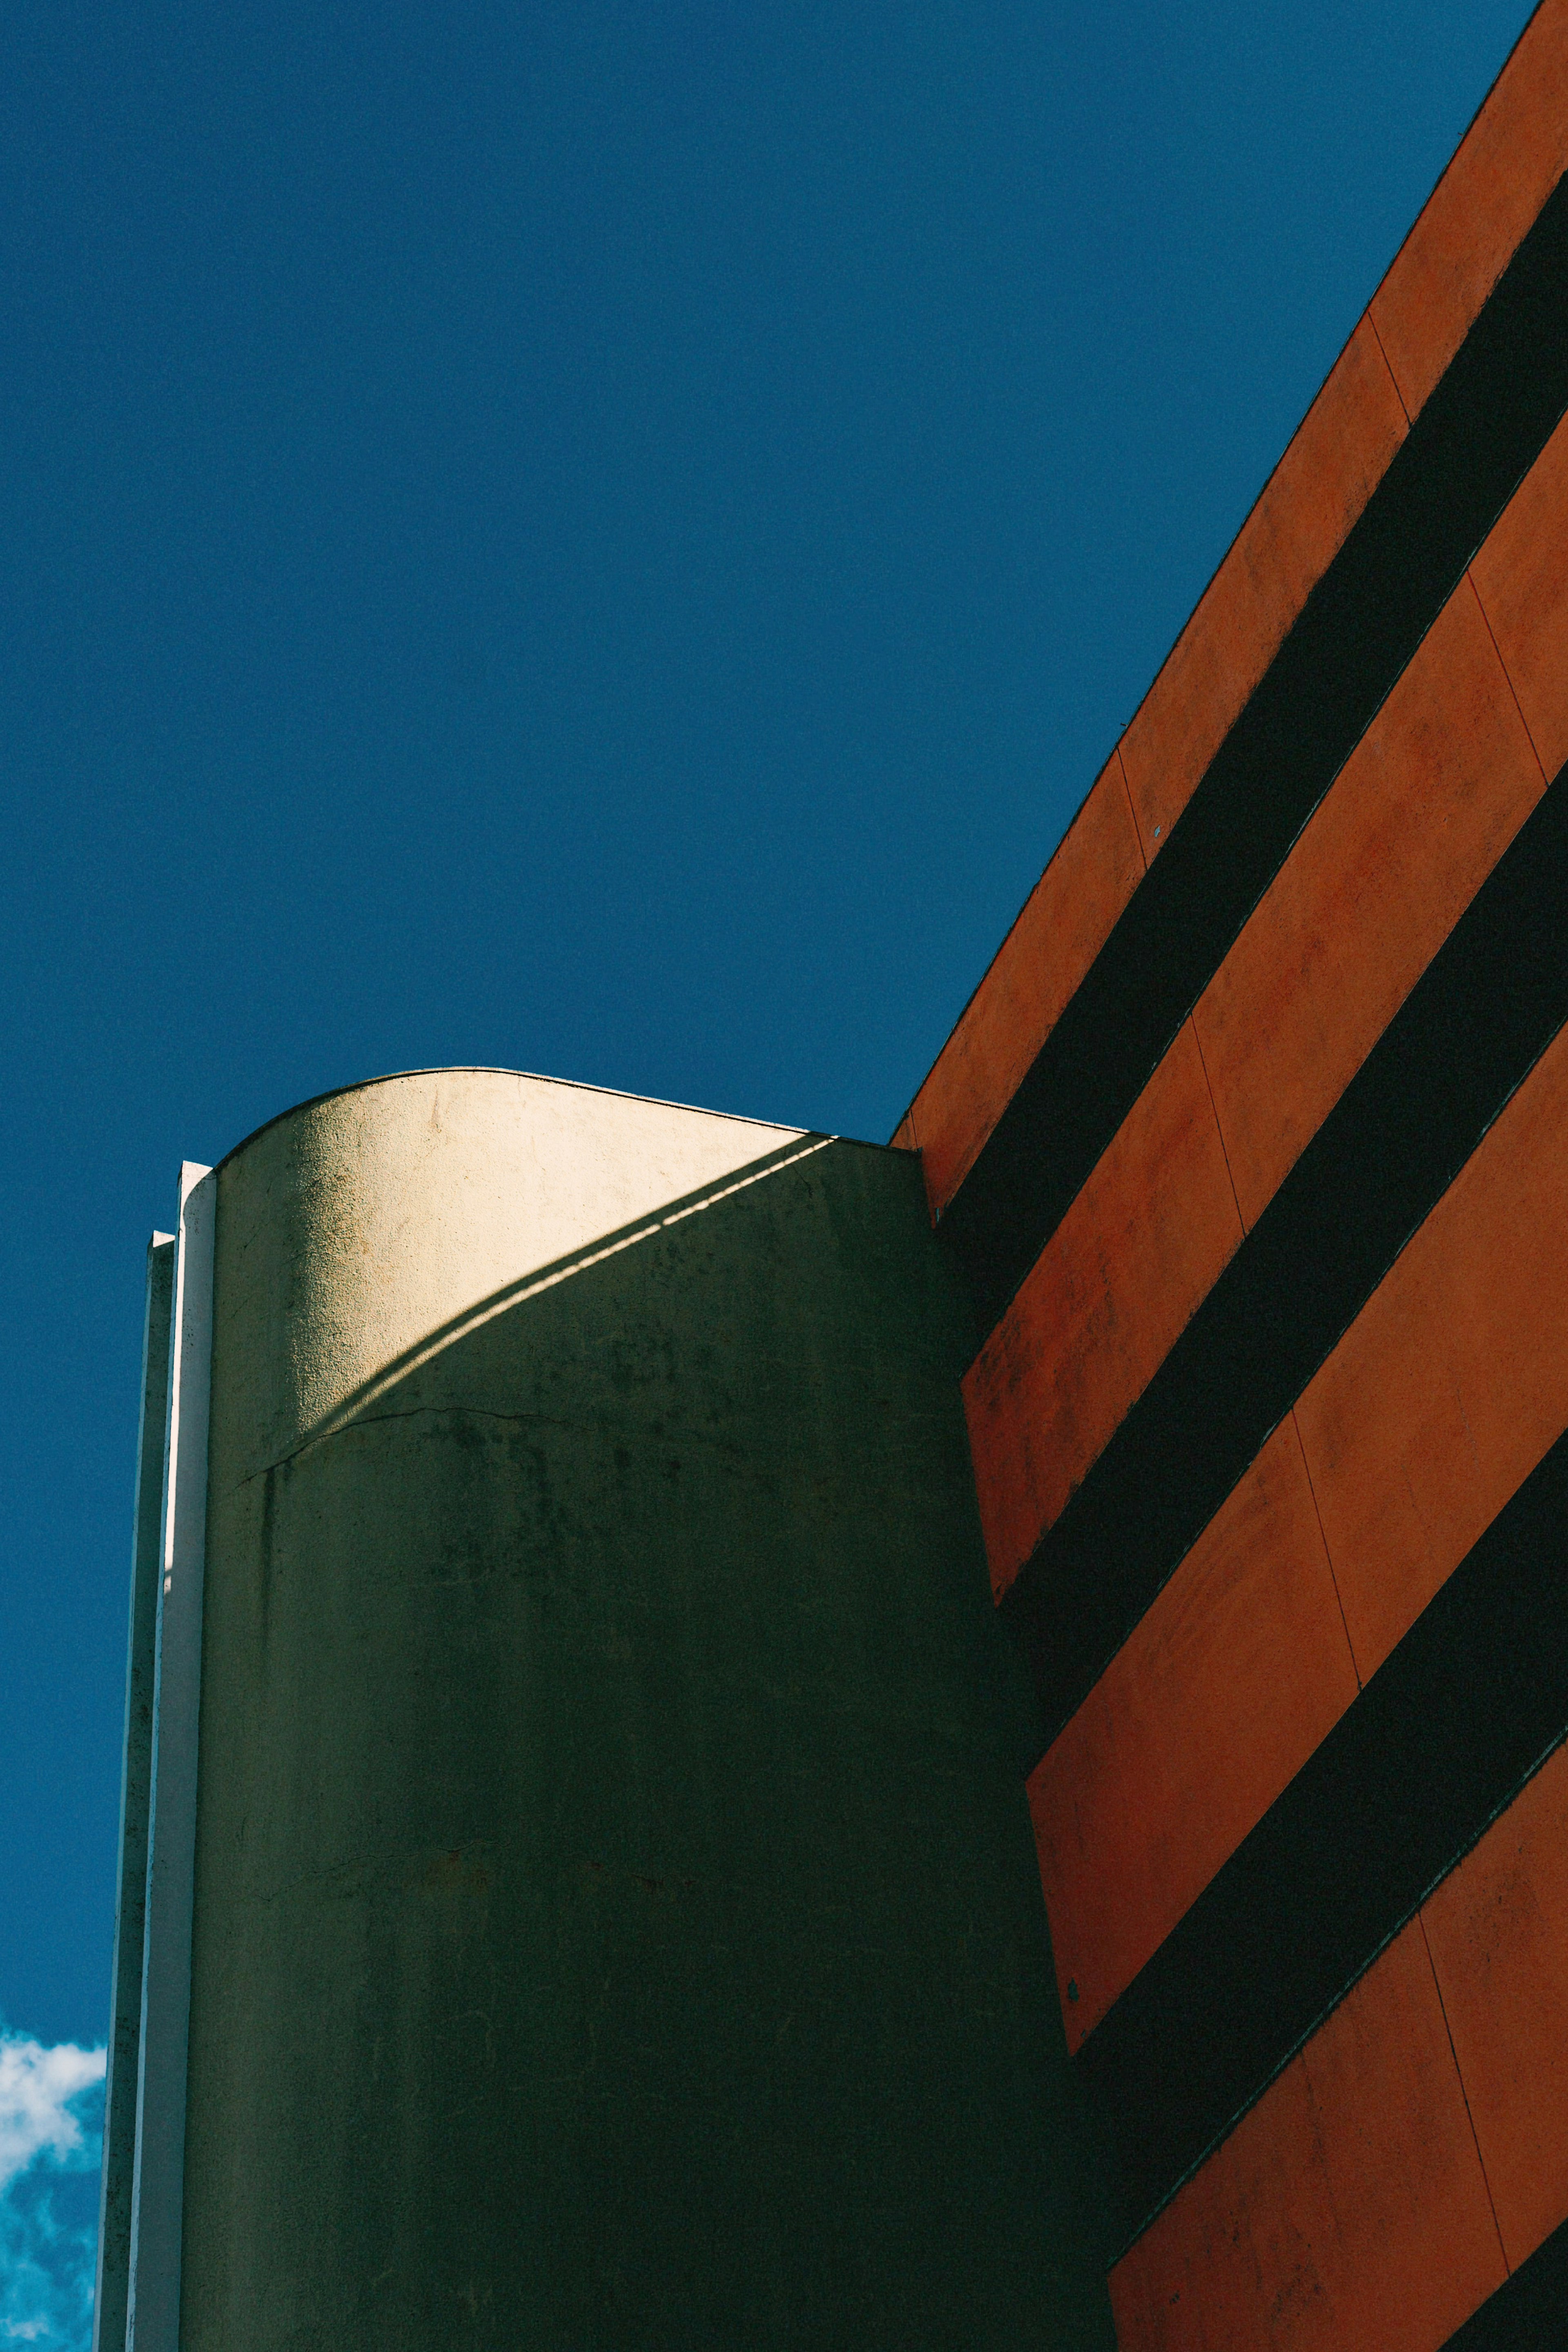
[1371,0,1568,420]
[889,1114,917,1153]
[1295,1021,1568,1681]
[1108,1919,1506,2352]
[1120,317,1408,857]
[1423,1740,1568,2271]
[1194,577,1544,1229]
[1029,1417,1357,2051]
[962,1021,1242,1600]
[1473,409,1568,780]
[902,754,1144,1216]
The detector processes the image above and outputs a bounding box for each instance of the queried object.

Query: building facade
[894,3,1568,2341]
[95,1075,1115,2350]
[98,6,1568,2345]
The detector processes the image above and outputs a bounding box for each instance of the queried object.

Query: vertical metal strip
[92,1235,176,2352]
[127,1165,215,2352]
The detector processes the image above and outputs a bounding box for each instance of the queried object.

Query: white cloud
[0,2034,105,2352]
[0,2044,104,2202]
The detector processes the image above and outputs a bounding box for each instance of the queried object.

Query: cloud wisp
[0,2033,106,2352]
[0,2042,104,2201]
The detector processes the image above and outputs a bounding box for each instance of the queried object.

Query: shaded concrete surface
[180,1071,1113,2351]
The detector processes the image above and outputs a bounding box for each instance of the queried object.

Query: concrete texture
[176,1069,1111,2350]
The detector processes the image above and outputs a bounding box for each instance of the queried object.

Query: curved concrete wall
[173,1069,1109,2349]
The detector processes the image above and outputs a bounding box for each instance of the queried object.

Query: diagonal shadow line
[245,1133,837,1479]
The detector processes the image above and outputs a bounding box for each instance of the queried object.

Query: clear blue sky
[0,0,1539,2328]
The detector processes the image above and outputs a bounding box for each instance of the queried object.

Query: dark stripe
[1001,768,1568,1753]
[1444,2217,1568,2348]
[941,168,1568,1342]
[1083,1423,1568,2256]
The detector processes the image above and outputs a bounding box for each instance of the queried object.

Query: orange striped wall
[1029,1414,1356,2050]
[1107,1917,1508,2351]
[1193,573,1544,1229]
[1109,1744,1568,2348]
[1031,1004,1568,2045]
[961,403,1568,1608]
[963,1019,1241,1602]
[890,9,1568,2345]
[1425,1741,1568,2272]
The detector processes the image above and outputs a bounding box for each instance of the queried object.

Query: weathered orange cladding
[962,1020,1242,1601]
[1472,409,1568,780]
[1370,0,1568,420]
[1028,1417,1357,2051]
[1294,1021,1568,1681]
[1423,1740,1568,2272]
[888,1114,917,1152]
[1108,1919,1506,2352]
[1118,316,1407,857]
[1194,577,1545,1231]
[902,755,1144,1216]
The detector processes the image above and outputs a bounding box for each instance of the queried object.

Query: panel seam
[1469,565,1552,790]
[1365,305,1414,429]
[1288,1405,1363,1693]
[1417,1907,1510,2279]
[1114,741,1152,873]
[1186,1010,1247,1239]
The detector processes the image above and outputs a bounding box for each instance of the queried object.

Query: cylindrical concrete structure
[115,1069,1112,2349]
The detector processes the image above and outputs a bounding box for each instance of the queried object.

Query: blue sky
[0,0,1538,2338]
